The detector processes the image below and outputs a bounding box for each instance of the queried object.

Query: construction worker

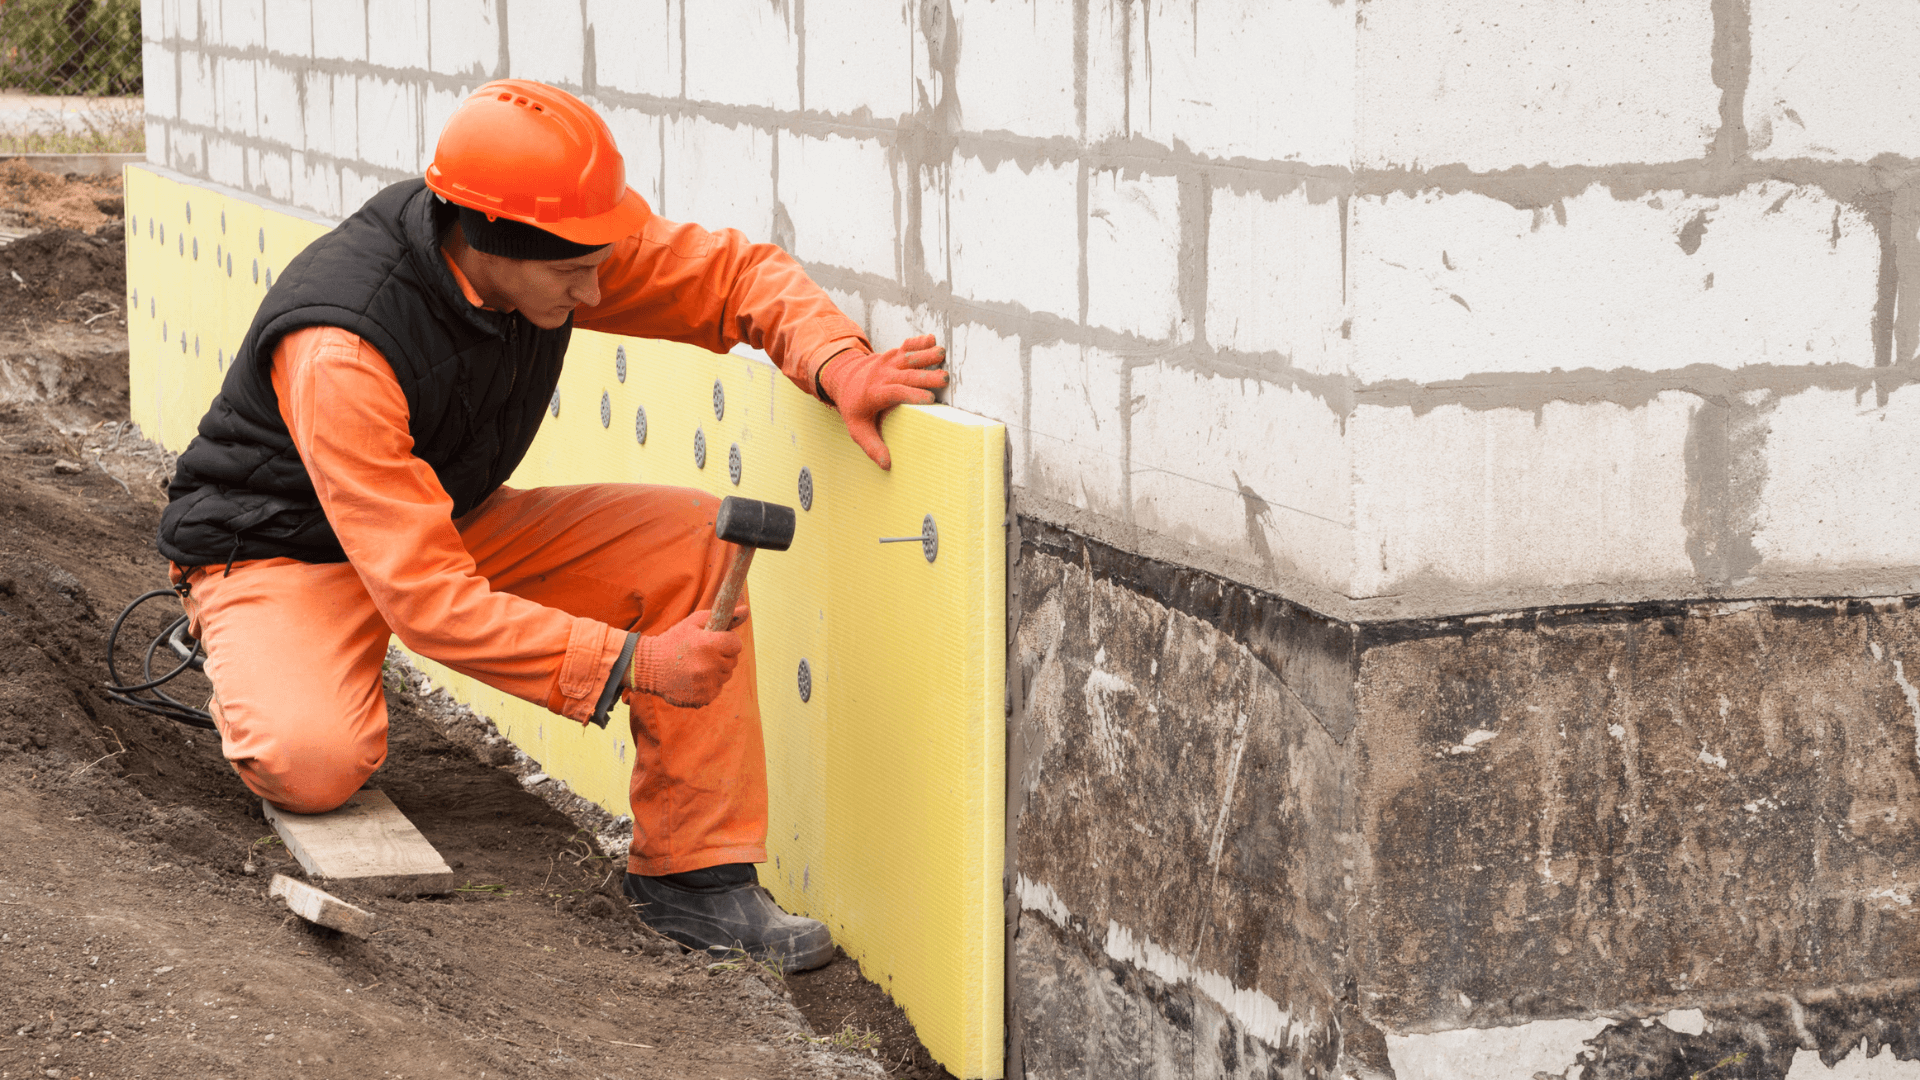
[154,80,946,971]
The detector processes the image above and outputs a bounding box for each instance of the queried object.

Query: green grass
[0,103,144,154]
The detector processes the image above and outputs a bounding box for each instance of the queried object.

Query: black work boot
[623,863,834,972]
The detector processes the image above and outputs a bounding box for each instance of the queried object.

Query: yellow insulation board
[123,164,1007,1077]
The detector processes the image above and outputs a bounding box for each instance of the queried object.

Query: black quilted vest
[157,179,571,567]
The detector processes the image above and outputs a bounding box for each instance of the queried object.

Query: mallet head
[714,496,796,551]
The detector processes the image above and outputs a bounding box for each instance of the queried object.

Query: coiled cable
[104,586,215,728]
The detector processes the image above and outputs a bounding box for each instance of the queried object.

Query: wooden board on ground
[263,789,459,896]
[269,874,377,938]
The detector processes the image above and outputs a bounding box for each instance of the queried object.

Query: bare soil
[0,209,957,1078]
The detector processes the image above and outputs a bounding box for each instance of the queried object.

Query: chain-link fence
[0,0,141,97]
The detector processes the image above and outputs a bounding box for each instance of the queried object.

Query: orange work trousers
[176,483,767,877]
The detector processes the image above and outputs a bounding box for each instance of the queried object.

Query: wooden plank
[263,790,458,896]
[269,874,377,938]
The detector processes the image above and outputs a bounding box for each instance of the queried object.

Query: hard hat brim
[532,186,653,248]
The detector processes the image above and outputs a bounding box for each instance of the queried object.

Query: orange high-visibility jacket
[269,213,866,724]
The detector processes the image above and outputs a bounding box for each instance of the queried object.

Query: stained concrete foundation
[1010,519,1920,1079]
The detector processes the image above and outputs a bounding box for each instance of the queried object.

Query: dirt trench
[0,183,957,1080]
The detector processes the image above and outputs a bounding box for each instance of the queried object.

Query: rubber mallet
[708,496,797,631]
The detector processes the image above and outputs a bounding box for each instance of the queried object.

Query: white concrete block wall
[1355,0,1721,169]
[1348,183,1882,383]
[946,156,1078,319]
[1349,395,1700,604]
[1085,169,1183,341]
[142,0,1920,620]
[1205,185,1347,375]
[1746,0,1920,162]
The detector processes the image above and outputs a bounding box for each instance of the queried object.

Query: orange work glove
[815,334,949,469]
[627,608,746,708]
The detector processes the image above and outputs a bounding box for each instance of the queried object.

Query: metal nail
[694,428,707,468]
[798,467,813,511]
[599,391,611,429]
[797,659,812,703]
[728,443,741,485]
[878,515,939,563]
[635,405,649,444]
[712,379,725,420]
[615,344,627,383]
[549,390,561,418]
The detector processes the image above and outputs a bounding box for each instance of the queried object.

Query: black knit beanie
[455,203,608,260]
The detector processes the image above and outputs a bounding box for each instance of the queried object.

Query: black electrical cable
[104,586,215,728]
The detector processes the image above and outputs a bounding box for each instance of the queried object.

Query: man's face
[474,245,614,329]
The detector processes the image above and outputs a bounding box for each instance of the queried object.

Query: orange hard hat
[425,79,649,247]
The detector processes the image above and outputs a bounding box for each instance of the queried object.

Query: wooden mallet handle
[707,546,755,631]
[705,496,796,632]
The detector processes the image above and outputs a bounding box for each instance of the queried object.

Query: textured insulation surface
[124,164,1007,1078]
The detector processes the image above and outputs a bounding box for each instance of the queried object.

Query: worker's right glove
[815,334,948,470]
[627,609,745,708]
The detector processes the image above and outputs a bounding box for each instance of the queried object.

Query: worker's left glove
[814,335,948,470]
[627,608,746,708]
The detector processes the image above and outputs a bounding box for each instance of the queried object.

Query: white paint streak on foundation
[1658,1009,1707,1035]
[1785,1040,1920,1079]
[1887,654,1920,767]
[1102,921,1306,1050]
[1014,875,1073,930]
[1385,1018,1612,1080]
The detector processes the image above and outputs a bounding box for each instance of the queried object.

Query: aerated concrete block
[214,57,258,139]
[311,0,366,62]
[1356,0,1719,169]
[662,116,774,241]
[170,128,205,176]
[951,0,1078,139]
[356,76,422,174]
[256,148,292,203]
[302,71,355,162]
[506,0,582,86]
[290,152,342,220]
[802,0,912,120]
[1131,366,1353,601]
[368,0,430,72]
[431,0,501,79]
[216,0,261,49]
[1349,395,1699,606]
[1127,0,1353,165]
[1205,185,1347,374]
[596,106,662,206]
[1085,169,1183,341]
[1027,343,1125,518]
[1755,384,1920,585]
[177,51,216,128]
[206,137,244,191]
[142,43,176,119]
[262,0,311,58]
[948,155,1079,321]
[256,61,303,150]
[1746,0,1920,161]
[1348,182,1881,384]
[587,0,678,99]
[684,0,798,111]
[1082,0,1130,143]
[777,132,897,280]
